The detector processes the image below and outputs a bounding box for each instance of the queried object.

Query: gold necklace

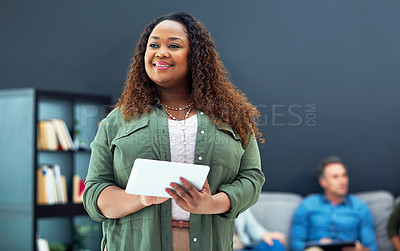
[163,106,193,163]
[162,102,193,111]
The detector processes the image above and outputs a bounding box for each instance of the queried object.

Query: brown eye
[169,44,180,48]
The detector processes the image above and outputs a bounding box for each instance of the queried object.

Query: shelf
[0,88,111,250]
[36,203,87,218]
[38,149,91,153]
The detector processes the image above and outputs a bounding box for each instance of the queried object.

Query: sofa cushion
[354,190,395,251]
[251,192,303,239]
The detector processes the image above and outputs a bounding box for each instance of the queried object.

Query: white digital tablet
[125,158,210,198]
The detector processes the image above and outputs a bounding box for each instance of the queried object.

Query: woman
[234,208,286,251]
[387,201,400,251]
[83,12,265,251]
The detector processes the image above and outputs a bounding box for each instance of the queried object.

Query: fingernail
[180,177,185,183]
[170,183,175,188]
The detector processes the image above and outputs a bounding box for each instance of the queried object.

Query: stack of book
[37,118,74,151]
[37,165,87,205]
[36,164,68,205]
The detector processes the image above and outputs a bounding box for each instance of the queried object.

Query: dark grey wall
[1,0,400,196]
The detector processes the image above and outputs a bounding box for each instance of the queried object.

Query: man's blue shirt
[290,194,377,251]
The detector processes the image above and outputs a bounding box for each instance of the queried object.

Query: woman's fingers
[165,186,191,211]
[261,232,275,246]
[165,187,181,202]
[180,177,201,199]
[140,195,169,206]
[169,181,191,199]
[166,177,213,213]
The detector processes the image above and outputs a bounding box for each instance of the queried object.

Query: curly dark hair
[116,12,263,146]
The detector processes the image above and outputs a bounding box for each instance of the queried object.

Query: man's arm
[290,202,309,251]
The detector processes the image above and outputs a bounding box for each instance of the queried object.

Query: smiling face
[319,163,349,201]
[144,20,190,91]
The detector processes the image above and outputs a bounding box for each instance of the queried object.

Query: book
[37,238,50,251]
[51,119,69,151]
[53,164,67,204]
[36,168,47,205]
[61,175,68,204]
[42,165,58,204]
[73,174,85,203]
[57,119,74,150]
[37,119,74,151]
[37,121,46,150]
[37,164,68,205]
[43,121,58,151]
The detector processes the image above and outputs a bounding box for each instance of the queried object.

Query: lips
[154,61,174,70]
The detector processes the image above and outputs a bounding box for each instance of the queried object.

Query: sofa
[250,190,396,251]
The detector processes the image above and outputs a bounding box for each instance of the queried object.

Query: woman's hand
[140,195,169,207]
[166,178,230,214]
[166,178,213,214]
[261,231,286,246]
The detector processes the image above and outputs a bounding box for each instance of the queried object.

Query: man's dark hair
[316,156,345,178]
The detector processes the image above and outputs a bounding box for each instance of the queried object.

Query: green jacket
[387,201,400,238]
[83,102,265,251]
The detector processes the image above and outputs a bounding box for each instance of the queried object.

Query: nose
[156,47,169,58]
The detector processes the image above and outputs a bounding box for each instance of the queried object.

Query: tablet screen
[125,158,210,198]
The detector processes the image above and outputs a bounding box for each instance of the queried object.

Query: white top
[168,114,198,221]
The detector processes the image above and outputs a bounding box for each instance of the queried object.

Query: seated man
[234,208,286,251]
[387,200,400,251]
[290,156,377,251]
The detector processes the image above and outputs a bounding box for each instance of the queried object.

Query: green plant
[72,223,100,250]
[49,242,67,251]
